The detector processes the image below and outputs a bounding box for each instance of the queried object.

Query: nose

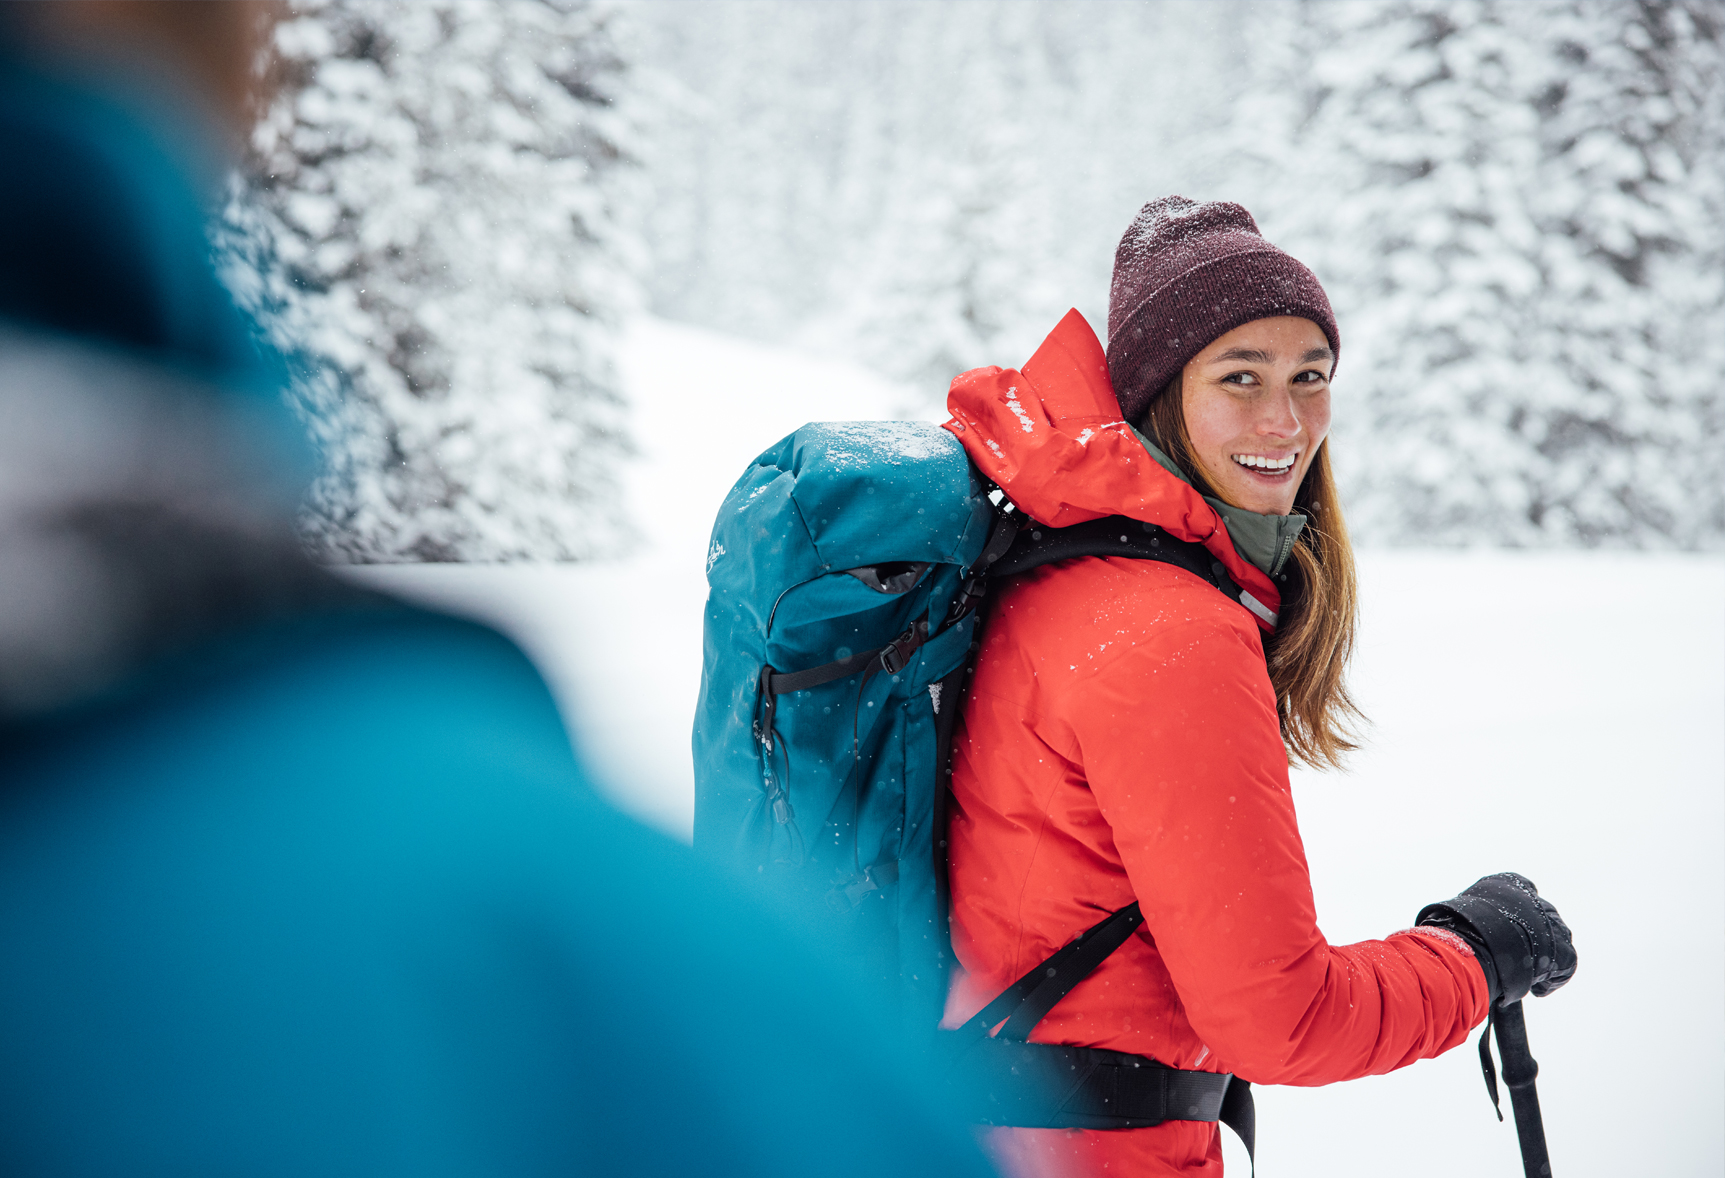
[1257,386,1302,439]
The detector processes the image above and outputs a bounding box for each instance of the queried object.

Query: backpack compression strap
[753,508,1020,751]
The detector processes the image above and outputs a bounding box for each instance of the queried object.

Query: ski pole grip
[1494,1001,1539,1089]
[1493,1001,1553,1177]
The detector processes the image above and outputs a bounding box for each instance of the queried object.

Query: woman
[941,197,1576,1176]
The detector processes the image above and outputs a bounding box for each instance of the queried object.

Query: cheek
[1182,390,1244,460]
[1304,393,1333,445]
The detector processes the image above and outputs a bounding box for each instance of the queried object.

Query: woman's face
[1179,316,1333,516]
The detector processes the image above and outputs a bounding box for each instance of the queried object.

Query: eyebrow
[1210,347,1273,364]
[1207,345,1334,365]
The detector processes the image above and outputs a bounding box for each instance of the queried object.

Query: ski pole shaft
[1492,1001,1551,1177]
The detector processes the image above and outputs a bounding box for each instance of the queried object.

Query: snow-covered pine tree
[226,0,637,562]
[1275,0,1724,548]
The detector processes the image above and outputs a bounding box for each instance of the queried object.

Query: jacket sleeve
[1052,610,1490,1086]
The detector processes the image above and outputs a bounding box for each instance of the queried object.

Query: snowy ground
[353,318,1724,1178]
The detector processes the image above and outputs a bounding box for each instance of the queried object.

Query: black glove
[1416,872,1576,1007]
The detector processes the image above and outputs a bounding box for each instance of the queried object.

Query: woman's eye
[1293,370,1327,385]
[1221,371,1256,386]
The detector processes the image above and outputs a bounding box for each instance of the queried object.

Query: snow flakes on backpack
[693,421,994,1022]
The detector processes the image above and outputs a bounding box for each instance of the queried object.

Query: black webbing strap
[1480,1001,1552,1176]
[764,619,931,696]
[948,1038,1255,1165]
[989,512,1285,629]
[1221,1076,1255,1164]
[952,903,1146,1043]
[990,514,1240,599]
[975,507,1024,571]
[951,1036,1235,1127]
[946,507,1022,624]
[755,619,932,762]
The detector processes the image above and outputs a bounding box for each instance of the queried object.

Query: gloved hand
[1417,872,1576,1007]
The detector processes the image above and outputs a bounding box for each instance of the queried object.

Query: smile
[1231,451,1298,473]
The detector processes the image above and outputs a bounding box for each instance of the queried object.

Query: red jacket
[941,312,1488,1177]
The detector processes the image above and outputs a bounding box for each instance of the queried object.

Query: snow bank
[351,317,1722,1178]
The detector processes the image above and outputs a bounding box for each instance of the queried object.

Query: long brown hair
[1143,375,1362,768]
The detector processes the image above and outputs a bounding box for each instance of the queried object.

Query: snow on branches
[223,0,638,562]
[1266,0,1724,548]
[224,0,1720,555]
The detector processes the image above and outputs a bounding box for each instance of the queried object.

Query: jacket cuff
[1413,907,1501,1006]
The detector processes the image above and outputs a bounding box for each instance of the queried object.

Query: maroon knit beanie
[1105,195,1339,424]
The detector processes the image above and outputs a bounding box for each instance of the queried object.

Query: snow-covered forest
[223,0,638,560]
[223,0,1723,558]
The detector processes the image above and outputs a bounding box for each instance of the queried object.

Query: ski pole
[1479,1000,1551,1177]
[1494,1002,1550,1177]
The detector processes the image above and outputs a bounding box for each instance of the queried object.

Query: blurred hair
[1142,373,1362,769]
[5,1,277,137]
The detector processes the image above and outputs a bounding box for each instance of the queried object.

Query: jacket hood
[942,308,1282,629]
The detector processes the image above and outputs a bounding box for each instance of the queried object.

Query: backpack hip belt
[942,902,1256,1162]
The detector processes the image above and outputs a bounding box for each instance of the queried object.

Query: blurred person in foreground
[0,6,992,1176]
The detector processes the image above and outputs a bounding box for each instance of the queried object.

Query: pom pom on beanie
[1105,196,1339,424]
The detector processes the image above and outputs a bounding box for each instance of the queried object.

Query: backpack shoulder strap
[990,513,1244,603]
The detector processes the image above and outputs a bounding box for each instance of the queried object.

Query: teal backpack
[693,421,999,1026]
[693,419,1257,1156]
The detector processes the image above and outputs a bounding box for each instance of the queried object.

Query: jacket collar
[942,308,1283,630]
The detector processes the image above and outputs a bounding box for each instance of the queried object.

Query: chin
[1222,482,1296,516]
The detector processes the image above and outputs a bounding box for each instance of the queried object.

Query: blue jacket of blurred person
[0,8,991,1177]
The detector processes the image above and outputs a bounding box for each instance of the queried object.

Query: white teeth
[1232,452,1297,471]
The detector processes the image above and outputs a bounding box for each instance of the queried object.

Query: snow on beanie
[1105,195,1339,424]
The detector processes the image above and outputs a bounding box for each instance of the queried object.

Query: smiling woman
[942,196,1576,1178]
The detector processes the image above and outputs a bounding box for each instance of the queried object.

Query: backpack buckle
[947,575,987,624]
[754,665,779,751]
[878,620,929,676]
[825,861,900,913]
